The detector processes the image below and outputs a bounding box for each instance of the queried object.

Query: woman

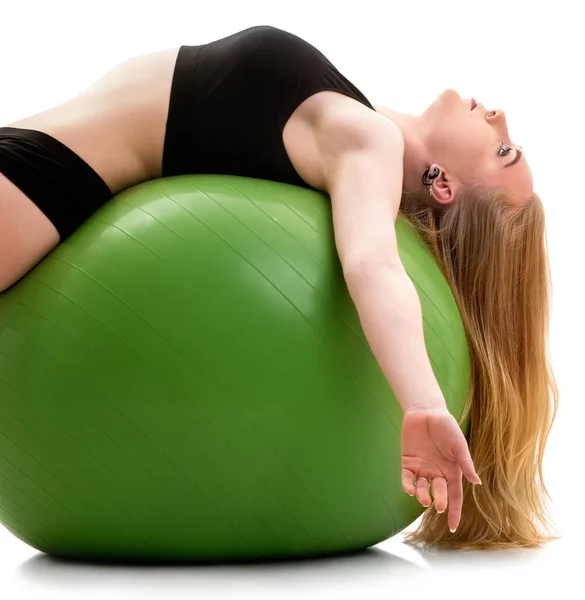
[0,25,558,550]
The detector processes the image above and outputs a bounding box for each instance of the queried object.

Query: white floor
[0,522,577,600]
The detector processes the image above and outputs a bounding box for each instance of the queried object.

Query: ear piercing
[422,166,440,186]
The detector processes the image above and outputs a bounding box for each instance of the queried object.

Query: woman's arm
[345,263,447,412]
[322,115,447,412]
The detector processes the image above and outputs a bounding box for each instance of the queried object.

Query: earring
[422,166,440,186]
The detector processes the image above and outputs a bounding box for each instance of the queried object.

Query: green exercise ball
[0,175,470,563]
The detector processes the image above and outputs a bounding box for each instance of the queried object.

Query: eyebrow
[503,148,523,169]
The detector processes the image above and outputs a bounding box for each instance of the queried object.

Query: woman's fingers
[447,472,464,532]
[401,468,415,496]
[415,476,432,507]
[461,458,482,485]
[455,436,482,485]
[415,476,448,511]
[431,477,448,513]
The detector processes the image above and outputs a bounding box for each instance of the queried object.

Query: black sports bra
[162,25,376,188]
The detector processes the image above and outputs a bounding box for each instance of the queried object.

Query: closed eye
[503,146,523,169]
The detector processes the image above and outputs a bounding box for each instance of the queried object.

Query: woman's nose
[486,108,510,134]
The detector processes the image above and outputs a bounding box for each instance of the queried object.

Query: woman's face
[422,89,533,204]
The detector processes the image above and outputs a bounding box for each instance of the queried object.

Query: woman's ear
[428,165,457,205]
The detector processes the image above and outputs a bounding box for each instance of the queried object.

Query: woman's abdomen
[0,46,181,292]
[7,46,181,193]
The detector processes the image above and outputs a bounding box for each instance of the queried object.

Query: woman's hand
[400,406,482,533]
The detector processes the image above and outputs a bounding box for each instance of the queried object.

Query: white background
[0,0,583,598]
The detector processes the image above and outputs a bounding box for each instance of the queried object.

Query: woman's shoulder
[310,92,403,153]
[284,90,403,191]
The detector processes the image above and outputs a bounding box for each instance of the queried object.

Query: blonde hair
[398,185,560,550]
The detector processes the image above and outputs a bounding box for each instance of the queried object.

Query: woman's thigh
[0,173,60,293]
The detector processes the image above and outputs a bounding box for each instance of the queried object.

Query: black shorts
[0,127,112,240]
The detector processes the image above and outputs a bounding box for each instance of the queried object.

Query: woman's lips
[470,98,478,110]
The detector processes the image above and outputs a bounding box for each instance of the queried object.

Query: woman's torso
[0,28,380,290]
[6,42,361,194]
[6,47,182,193]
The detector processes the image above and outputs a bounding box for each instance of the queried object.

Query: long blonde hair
[398,185,560,550]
